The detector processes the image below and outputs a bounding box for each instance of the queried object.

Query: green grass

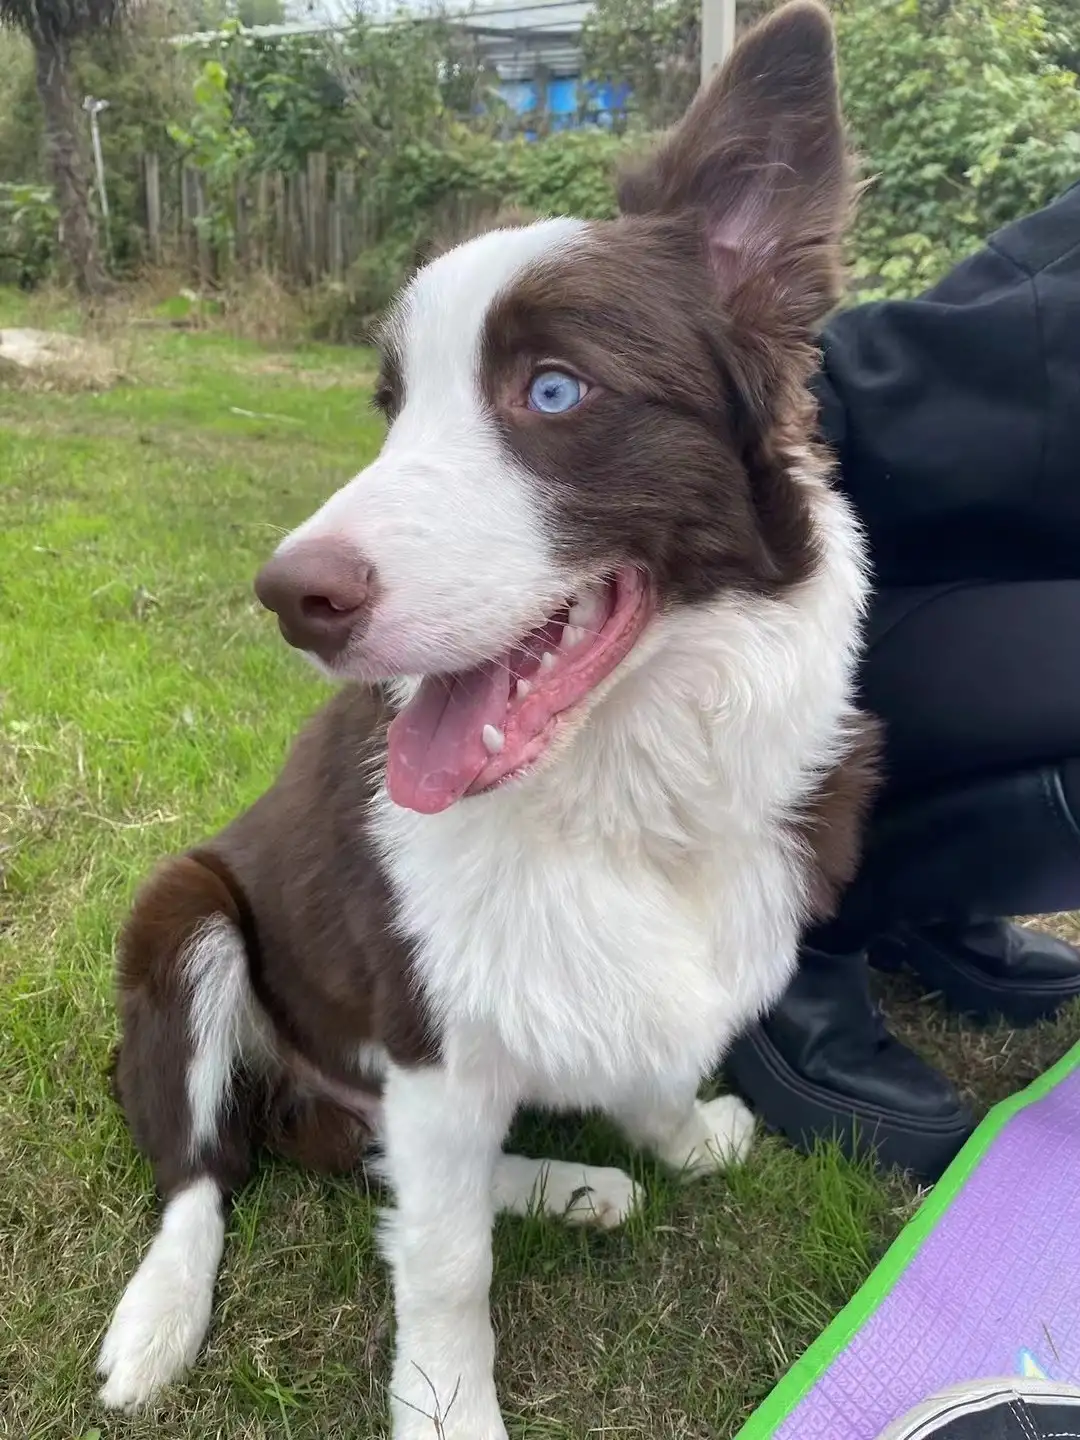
[2,288,1079,1440]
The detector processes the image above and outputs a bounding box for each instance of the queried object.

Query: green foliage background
[1,0,1078,301]
[836,0,1080,297]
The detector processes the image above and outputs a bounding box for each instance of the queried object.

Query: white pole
[83,96,112,260]
[700,0,737,86]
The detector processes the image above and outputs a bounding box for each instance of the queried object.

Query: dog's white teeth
[561,625,584,650]
[569,587,602,627]
[515,679,531,700]
[540,652,556,672]
[482,724,505,755]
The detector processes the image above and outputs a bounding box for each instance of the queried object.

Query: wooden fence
[144,151,379,286]
[142,151,494,287]
[143,151,375,285]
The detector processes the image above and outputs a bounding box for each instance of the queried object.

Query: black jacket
[816,179,1080,587]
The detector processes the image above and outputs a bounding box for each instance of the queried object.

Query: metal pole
[700,0,737,85]
[83,96,112,261]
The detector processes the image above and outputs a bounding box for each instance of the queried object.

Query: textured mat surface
[738,1043,1080,1440]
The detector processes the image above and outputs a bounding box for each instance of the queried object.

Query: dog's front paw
[659,1095,756,1178]
[391,1361,508,1440]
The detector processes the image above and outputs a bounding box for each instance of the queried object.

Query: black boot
[871,919,1080,1025]
[724,947,974,1183]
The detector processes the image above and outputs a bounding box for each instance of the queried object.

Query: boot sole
[872,935,1080,1026]
[724,1026,974,1183]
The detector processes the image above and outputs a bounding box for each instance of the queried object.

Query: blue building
[176,0,631,133]
[496,75,631,133]
[447,0,630,133]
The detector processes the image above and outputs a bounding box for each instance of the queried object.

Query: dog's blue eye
[528,370,584,414]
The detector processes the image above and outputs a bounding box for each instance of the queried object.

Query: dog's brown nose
[254,536,372,661]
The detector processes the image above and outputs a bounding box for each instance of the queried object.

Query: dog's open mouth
[386,567,654,814]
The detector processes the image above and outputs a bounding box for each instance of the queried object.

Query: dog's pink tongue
[387,662,511,815]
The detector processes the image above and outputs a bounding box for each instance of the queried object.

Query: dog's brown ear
[618,0,849,327]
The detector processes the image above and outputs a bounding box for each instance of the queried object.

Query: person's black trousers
[811,579,1080,953]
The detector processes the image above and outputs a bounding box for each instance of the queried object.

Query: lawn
[2,289,1078,1440]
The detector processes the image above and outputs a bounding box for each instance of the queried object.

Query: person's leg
[862,583,1080,794]
[857,582,1080,1013]
[726,581,1080,1181]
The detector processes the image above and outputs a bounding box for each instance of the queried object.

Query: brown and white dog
[98,6,878,1435]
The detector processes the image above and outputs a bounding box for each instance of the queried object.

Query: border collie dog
[98,5,878,1434]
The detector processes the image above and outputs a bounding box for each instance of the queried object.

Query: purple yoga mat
[740,1046,1080,1440]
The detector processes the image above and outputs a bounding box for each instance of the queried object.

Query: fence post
[234,173,248,272]
[180,163,193,275]
[700,0,737,83]
[306,151,328,283]
[339,165,357,273]
[144,152,161,265]
[330,166,344,282]
[288,172,304,284]
[193,172,212,286]
[255,170,270,272]
[273,171,286,277]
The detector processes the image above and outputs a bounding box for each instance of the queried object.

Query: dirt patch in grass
[0,326,126,392]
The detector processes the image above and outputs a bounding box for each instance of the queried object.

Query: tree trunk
[33,36,108,296]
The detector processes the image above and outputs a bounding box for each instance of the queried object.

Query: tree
[0,0,128,293]
[580,0,1080,295]
[835,0,1080,295]
[1041,0,1080,75]
[580,0,776,129]
[235,0,284,23]
[212,9,497,174]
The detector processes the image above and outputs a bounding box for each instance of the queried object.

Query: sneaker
[876,1378,1080,1439]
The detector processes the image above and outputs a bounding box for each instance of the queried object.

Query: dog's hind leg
[99,856,267,1412]
[616,1081,756,1179]
[98,1174,227,1412]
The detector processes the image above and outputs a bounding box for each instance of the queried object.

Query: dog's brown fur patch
[794,713,884,924]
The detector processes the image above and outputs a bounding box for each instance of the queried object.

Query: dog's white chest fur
[382,815,794,1108]
[372,581,841,1108]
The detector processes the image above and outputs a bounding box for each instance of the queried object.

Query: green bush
[305,239,418,343]
[376,126,629,232]
[0,32,44,185]
[1042,0,1080,74]
[579,0,1080,297]
[301,127,631,343]
[0,18,195,272]
[836,0,1080,297]
[0,182,59,288]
